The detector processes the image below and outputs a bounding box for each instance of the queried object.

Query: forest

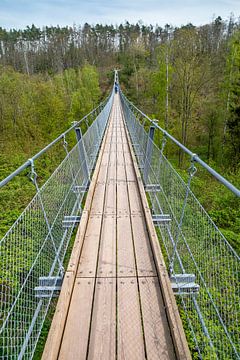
[0,16,239,253]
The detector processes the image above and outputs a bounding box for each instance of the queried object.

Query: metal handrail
[120,91,240,197]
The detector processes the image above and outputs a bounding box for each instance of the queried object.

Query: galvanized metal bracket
[152,214,171,224]
[72,185,89,193]
[145,184,161,192]
[35,276,63,298]
[62,215,81,228]
[170,274,200,295]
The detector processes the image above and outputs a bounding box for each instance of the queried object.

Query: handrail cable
[120,91,240,197]
[0,95,111,189]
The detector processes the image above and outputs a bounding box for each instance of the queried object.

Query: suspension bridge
[0,72,239,360]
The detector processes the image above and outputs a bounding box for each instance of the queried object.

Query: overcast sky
[0,0,239,30]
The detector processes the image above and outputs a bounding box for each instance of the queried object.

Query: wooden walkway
[42,95,191,360]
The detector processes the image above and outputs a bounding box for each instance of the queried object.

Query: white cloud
[0,0,239,29]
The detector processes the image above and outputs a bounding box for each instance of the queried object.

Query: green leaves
[0,64,101,238]
[224,30,240,168]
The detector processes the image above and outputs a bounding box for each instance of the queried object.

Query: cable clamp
[28,158,37,184]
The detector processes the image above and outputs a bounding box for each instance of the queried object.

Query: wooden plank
[125,162,136,182]
[87,109,117,359]
[121,125,136,183]
[116,98,146,358]
[108,150,116,172]
[90,182,106,214]
[116,121,126,182]
[66,210,89,272]
[117,277,145,359]
[41,271,75,360]
[125,165,157,276]
[117,210,136,276]
[116,180,130,215]
[130,213,157,277]
[97,185,116,277]
[77,115,115,277]
[116,138,136,276]
[96,106,116,278]
[139,277,176,359]
[58,278,95,360]
[96,183,116,277]
[104,151,116,215]
[123,106,192,360]
[77,215,102,277]
[88,279,116,360]
[116,163,125,181]
[127,180,143,213]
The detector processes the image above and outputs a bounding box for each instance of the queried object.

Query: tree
[225,30,240,169]
[148,44,172,128]
[171,26,211,165]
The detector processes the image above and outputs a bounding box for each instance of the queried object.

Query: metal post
[143,125,155,184]
[75,126,90,185]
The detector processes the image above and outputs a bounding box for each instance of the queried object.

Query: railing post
[74,126,90,184]
[143,125,155,184]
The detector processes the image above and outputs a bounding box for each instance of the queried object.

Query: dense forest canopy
[0,17,239,252]
[1,17,240,168]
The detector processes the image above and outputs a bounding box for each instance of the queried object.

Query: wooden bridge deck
[42,95,191,360]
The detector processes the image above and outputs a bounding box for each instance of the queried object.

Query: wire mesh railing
[120,91,240,360]
[0,90,113,359]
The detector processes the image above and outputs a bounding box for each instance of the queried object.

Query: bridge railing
[120,91,240,360]
[0,90,114,359]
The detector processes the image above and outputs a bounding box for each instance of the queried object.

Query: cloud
[0,0,239,29]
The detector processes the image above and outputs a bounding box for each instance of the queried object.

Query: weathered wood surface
[42,95,191,360]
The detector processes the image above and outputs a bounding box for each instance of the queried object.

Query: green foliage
[32,301,57,360]
[0,64,101,238]
[187,166,240,254]
[224,30,240,168]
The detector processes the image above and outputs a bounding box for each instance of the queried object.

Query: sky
[0,0,239,30]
